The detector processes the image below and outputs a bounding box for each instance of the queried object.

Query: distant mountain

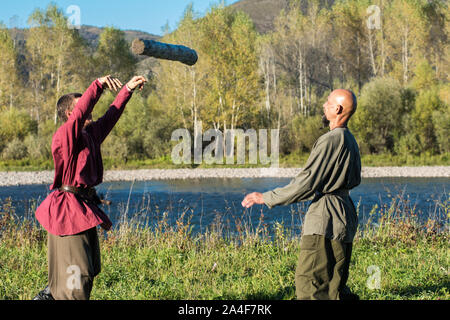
[7,25,160,81]
[230,0,336,34]
[78,25,160,48]
[231,0,290,33]
[8,25,160,50]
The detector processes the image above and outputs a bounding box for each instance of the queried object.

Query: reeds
[0,191,448,300]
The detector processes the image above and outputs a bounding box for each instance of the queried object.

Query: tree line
[0,0,448,164]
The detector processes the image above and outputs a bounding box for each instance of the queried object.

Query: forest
[0,0,448,168]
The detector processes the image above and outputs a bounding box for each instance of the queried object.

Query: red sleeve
[59,79,104,158]
[89,85,133,144]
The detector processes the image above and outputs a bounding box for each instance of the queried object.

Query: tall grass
[0,192,448,300]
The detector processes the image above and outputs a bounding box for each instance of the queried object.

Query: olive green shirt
[263,127,361,242]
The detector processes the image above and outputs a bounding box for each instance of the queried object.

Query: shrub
[0,107,38,152]
[102,135,129,162]
[432,103,450,153]
[23,134,51,160]
[2,138,28,160]
[412,87,444,154]
[350,77,404,154]
[286,115,327,154]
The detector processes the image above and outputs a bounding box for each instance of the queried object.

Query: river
[1,177,448,237]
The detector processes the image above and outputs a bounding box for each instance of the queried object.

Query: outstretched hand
[241,192,265,209]
[126,76,147,91]
[98,75,123,92]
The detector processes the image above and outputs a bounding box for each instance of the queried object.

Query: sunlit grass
[0,192,448,300]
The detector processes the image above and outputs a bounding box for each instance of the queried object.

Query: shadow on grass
[218,286,296,300]
[388,281,450,299]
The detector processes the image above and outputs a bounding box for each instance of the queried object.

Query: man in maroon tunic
[33,75,147,300]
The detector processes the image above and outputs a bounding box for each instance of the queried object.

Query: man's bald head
[329,89,357,117]
[323,89,357,129]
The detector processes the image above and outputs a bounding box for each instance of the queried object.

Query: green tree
[287,114,328,154]
[410,59,438,91]
[0,25,20,110]
[26,4,91,123]
[385,0,428,84]
[432,103,449,153]
[198,6,261,131]
[331,0,372,92]
[411,87,444,153]
[94,27,137,82]
[350,77,404,153]
[0,107,38,152]
[421,0,448,82]
[154,4,203,132]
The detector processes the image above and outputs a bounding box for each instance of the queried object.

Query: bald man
[242,89,361,300]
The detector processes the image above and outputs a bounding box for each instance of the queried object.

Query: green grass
[0,195,448,300]
[0,152,448,171]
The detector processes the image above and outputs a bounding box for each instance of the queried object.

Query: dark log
[131,38,198,66]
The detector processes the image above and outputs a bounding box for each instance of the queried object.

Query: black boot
[33,286,55,300]
[339,286,360,300]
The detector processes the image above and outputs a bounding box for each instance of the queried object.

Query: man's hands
[98,75,147,92]
[126,76,147,91]
[98,75,123,92]
[241,192,265,208]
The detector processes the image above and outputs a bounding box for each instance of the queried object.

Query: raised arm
[89,76,147,144]
[56,76,123,158]
[57,79,103,159]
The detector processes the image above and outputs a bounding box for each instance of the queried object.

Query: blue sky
[1,0,240,35]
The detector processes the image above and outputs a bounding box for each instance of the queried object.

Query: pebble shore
[0,166,449,186]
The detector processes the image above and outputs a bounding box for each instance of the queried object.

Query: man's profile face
[322,95,335,128]
[323,95,336,119]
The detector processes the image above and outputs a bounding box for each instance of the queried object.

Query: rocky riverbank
[0,166,449,186]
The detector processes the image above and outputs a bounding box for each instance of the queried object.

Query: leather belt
[324,189,350,197]
[59,185,111,206]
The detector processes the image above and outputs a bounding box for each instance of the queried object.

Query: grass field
[0,193,448,300]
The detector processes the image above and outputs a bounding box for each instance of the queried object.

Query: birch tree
[0,25,19,110]
[26,4,90,123]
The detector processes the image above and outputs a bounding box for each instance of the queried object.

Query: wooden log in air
[131,38,198,66]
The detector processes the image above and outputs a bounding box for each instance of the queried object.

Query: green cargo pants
[48,227,101,300]
[295,234,355,300]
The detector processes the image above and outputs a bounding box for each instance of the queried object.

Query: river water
[1,177,448,237]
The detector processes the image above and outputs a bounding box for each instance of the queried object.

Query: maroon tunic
[35,79,133,236]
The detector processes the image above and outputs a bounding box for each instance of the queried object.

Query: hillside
[78,25,160,48]
[8,25,159,50]
[231,0,336,33]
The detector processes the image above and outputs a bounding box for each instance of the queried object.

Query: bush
[286,115,327,154]
[143,117,178,159]
[0,107,38,152]
[432,103,450,153]
[2,138,28,160]
[411,87,444,154]
[395,133,422,156]
[350,77,404,154]
[23,135,51,160]
[101,135,129,162]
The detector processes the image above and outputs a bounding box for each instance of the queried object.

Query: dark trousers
[47,227,101,300]
[295,234,353,300]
